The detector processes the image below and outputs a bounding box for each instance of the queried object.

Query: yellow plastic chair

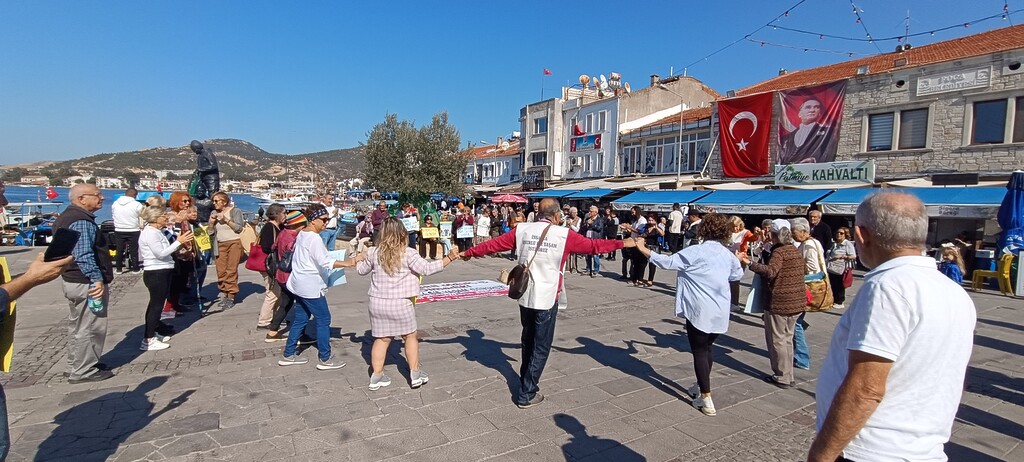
[971,253,1015,295]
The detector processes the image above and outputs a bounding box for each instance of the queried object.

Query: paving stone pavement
[0,247,1020,461]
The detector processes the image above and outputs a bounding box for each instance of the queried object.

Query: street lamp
[655,83,686,190]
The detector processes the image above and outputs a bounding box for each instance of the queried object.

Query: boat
[1,201,64,246]
[255,191,315,207]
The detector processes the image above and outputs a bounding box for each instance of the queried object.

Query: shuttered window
[867,113,894,151]
[972,100,1007,144]
[1013,97,1024,143]
[898,109,928,149]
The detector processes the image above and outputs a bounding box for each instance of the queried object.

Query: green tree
[123,171,140,187]
[1,167,29,182]
[364,112,470,208]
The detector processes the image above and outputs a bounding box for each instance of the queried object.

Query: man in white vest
[462,198,636,408]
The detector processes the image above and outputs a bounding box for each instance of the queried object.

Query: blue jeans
[793,313,810,369]
[516,303,558,405]
[320,228,338,251]
[284,295,332,361]
[0,384,9,461]
[585,254,601,274]
[439,238,452,255]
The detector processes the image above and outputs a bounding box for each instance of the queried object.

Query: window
[622,144,642,174]
[597,111,607,132]
[867,113,894,151]
[898,109,928,149]
[585,113,594,133]
[534,117,548,135]
[584,156,592,172]
[1014,97,1024,143]
[972,99,1007,144]
[570,116,578,132]
[678,132,710,171]
[531,151,547,167]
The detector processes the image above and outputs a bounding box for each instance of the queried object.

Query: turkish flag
[543,68,553,75]
[718,92,773,178]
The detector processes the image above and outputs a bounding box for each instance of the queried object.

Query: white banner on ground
[416,279,509,303]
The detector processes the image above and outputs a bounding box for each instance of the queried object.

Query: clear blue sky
[0,1,1017,163]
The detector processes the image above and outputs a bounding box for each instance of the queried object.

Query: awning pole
[699,135,719,180]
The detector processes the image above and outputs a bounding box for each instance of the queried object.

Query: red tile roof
[644,106,714,129]
[470,140,520,160]
[738,24,1024,96]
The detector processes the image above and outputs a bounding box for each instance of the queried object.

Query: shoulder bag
[805,239,834,312]
[503,225,553,300]
[245,226,277,272]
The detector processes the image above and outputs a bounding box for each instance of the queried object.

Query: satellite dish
[500,141,510,150]
[599,74,608,87]
[624,82,631,94]
[579,74,591,86]
[609,72,621,82]
[591,76,599,88]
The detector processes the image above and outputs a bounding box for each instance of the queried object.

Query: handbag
[805,240,834,312]
[505,225,553,300]
[842,267,854,288]
[245,226,277,272]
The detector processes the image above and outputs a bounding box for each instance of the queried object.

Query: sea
[4,185,262,223]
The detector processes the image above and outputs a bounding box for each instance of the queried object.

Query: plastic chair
[971,253,1015,295]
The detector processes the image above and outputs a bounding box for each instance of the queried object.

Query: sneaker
[68,369,115,384]
[159,310,176,320]
[256,323,272,330]
[278,355,308,366]
[411,370,429,388]
[731,304,744,312]
[369,373,392,390]
[316,356,346,371]
[692,395,717,416]
[155,334,172,343]
[264,331,288,343]
[220,299,236,311]
[686,383,700,399]
[130,268,143,274]
[516,392,545,409]
[140,338,170,351]
[832,303,844,309]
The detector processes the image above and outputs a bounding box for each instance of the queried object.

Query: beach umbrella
[491,194,528,204]
[998,170,1024,253]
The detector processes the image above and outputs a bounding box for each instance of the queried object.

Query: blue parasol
[997,170,1024,253]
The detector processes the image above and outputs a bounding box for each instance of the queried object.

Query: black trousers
[114,231,141,271]
[418,238,438,259]
[828,272,847,305]
[517,303,558,405]
[143,269,172,339]
[686,319,720,394]
[667,232,683,253]
[270,285,295,332]
[631,248,649,283]
[621,247,633,276]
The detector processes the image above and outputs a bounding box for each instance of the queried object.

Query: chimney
[650,74,660,86]
[778,68,787,76]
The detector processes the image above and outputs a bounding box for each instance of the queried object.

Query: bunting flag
[718,92,773,178]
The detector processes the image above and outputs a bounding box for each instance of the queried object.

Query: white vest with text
[515,221,570,310]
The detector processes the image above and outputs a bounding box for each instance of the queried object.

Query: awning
[612,190,713,212]
[693,189,834,215]
[528,189,580,198]
[818,187,1005,218]
[564,188,616,199]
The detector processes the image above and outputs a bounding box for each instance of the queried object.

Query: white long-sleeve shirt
[648,241,743,334]
[286,230,337,299]
[139,226,181,271]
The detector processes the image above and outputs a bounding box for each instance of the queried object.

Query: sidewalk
[0,247,1020,461]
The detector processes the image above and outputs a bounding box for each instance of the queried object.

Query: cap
[771,219,791,232]
[284,210,307,227]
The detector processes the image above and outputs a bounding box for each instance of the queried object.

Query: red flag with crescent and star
[718,92,773,178]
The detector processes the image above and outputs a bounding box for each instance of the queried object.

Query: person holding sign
[418,215,440,260]
[356,217,460,391]
[453,208,474,254]
[438,211,453,257]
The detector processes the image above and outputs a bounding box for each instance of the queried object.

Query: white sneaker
[411,370,429,388]
[692,394,716,416]
[686,383,700,399]
[832,303,844,309]
[140,338,170,351]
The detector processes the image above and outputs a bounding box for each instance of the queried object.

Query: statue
[188,140,221,222]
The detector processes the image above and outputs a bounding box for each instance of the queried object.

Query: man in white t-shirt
[809,192,976,462]
[111,187,144,273]
[319,194,340,251]
[667,202,685,253]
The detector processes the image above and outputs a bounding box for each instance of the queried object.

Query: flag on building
[543,68,553,75]
[718,92,773,178]
[776,81,846,165]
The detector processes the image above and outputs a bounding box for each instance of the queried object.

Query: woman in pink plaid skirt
[356,217,460,390]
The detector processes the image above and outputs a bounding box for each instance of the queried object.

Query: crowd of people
[3,183,979,461]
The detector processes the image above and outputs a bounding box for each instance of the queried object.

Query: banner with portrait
[776,81,846,165]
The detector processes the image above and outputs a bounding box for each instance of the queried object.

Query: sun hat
[284,210,307,227]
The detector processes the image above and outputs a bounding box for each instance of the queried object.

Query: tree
[1,167,29,183]
[364,112,471,205]
[123,171,140,187]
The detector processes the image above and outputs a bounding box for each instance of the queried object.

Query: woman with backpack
[263,211,306,342]
[256,204,286,329]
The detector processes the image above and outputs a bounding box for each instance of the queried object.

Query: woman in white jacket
[138,205,192,351]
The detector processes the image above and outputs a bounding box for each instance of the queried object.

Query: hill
[12,139,365,183]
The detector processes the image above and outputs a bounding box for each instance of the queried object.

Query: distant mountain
[29,139,364,182]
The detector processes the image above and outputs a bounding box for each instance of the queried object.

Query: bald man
[54,183,114,383]
[462,198,635,408]
[809,193,976,462]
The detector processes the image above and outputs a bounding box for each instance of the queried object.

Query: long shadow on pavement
[634,325,768,381]
[554,413,645,461]
[977,317,1024,333]
[34,376,193,461]
[945,442,1004,462]
[555,337,689,401]
[100,303,209,370]
[349,330,414,385]
[421,329,520,394]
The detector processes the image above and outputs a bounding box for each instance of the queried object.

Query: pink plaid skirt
[368,296,417,337]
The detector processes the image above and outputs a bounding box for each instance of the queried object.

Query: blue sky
[0,1,1017,163]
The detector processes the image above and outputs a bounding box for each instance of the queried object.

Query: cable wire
[768,8,1023,43]
[680,0,809,71]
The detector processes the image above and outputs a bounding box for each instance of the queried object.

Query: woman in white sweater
[138,205,193,351]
